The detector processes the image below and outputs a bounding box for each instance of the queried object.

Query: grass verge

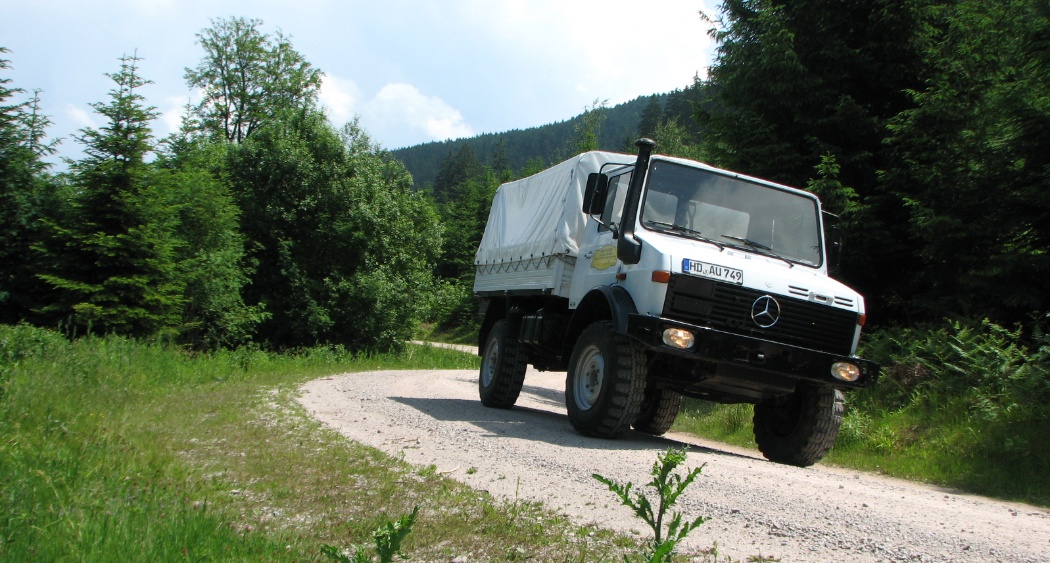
[672,394,1050,507]
[1,325,641,561]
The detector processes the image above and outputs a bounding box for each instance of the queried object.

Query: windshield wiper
[644,220,724,250]
[721,234,794,268]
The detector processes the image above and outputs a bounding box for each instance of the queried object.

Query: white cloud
[65,103,99,130]
[158,92,199,137]
[319,74,362,126]
[455,0,717,106]
[362,83,474,148]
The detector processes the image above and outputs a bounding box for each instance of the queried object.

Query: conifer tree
[37,54,183,337]
[0,48,52,323]
[638,95,664,139]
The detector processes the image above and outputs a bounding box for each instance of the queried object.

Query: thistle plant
[593,448,707,562]
[321,506,419,563]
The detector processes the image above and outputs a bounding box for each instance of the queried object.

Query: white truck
[473,139,878,466]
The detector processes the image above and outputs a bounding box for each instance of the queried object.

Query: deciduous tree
[184,17,322,143]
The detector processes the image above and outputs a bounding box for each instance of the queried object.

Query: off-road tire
[633,385,683,436]
[479,319,527,408]
[565,321,647,438]
[753,385,844,467]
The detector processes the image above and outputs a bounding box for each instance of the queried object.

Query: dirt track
[298,362,1049,562]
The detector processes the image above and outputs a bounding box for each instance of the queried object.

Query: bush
[862,319,1050,420]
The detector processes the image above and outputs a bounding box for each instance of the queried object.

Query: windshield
[640,160,822,266]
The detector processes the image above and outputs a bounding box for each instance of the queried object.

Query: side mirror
[822,211,843,276]
[583,173,609,215]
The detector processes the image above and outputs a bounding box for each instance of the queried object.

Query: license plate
[682,259,743,285]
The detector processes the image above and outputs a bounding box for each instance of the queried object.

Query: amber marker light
[651,271,671,283]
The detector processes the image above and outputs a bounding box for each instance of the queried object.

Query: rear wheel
[633,385,683,436]
[479,319,527,408]
[565,321,647,438]
[753,385,844,467]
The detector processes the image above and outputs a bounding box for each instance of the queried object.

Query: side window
[599,171,632,232]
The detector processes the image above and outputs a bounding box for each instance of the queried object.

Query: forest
[2,3,1049,356]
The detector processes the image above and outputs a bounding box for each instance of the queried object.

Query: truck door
[569,169,633,309]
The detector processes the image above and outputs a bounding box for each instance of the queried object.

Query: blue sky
[2,0,719,166]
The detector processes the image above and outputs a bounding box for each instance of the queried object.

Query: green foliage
[638,95,665,139]
[805,153,861,218]
[651,118,703,161]
[154,140,265,349]
[700,0,1050,327]
[35,54,185,339]
[593,448,707,562]
[433,144,484,203]
[863,319,1050,419]
[880,0,1050,323]
[570,99,609,154]
[227,112,441,350]
[184,16,322,142]
[321,507,420,563]
[0,325,483,561]
[0,48,57,324]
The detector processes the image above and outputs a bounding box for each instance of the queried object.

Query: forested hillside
[393,86,703,190]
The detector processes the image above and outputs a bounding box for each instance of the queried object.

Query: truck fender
[564,286,638,359]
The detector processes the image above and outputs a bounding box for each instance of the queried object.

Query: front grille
[662,274,857,355]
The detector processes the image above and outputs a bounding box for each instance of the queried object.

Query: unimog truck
[473,139,878,466]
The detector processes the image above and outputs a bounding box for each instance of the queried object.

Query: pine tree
[0,49,57,324]
[638,95,664,139]
[37,54,184,337]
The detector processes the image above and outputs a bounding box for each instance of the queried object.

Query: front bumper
[627,314,880,390]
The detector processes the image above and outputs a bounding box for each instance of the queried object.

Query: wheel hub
[574,345,605,411]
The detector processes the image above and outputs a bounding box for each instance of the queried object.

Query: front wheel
[633,385,683,436]
[479,319,527,408]
[565,321,647,438]
[753,385,844,467]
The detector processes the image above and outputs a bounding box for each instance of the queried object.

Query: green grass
[414,322,478,346]
[672,393,1050,507]
[0,325,640,561]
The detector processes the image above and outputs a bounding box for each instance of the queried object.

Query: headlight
[662,328,695,350]
[831,361,862,382]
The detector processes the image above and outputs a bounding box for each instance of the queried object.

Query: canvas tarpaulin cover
[475,151,633,266]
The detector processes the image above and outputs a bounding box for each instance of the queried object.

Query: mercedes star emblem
[751,295,781,328]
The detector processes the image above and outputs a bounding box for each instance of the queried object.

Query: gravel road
[298,361,1049,562]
